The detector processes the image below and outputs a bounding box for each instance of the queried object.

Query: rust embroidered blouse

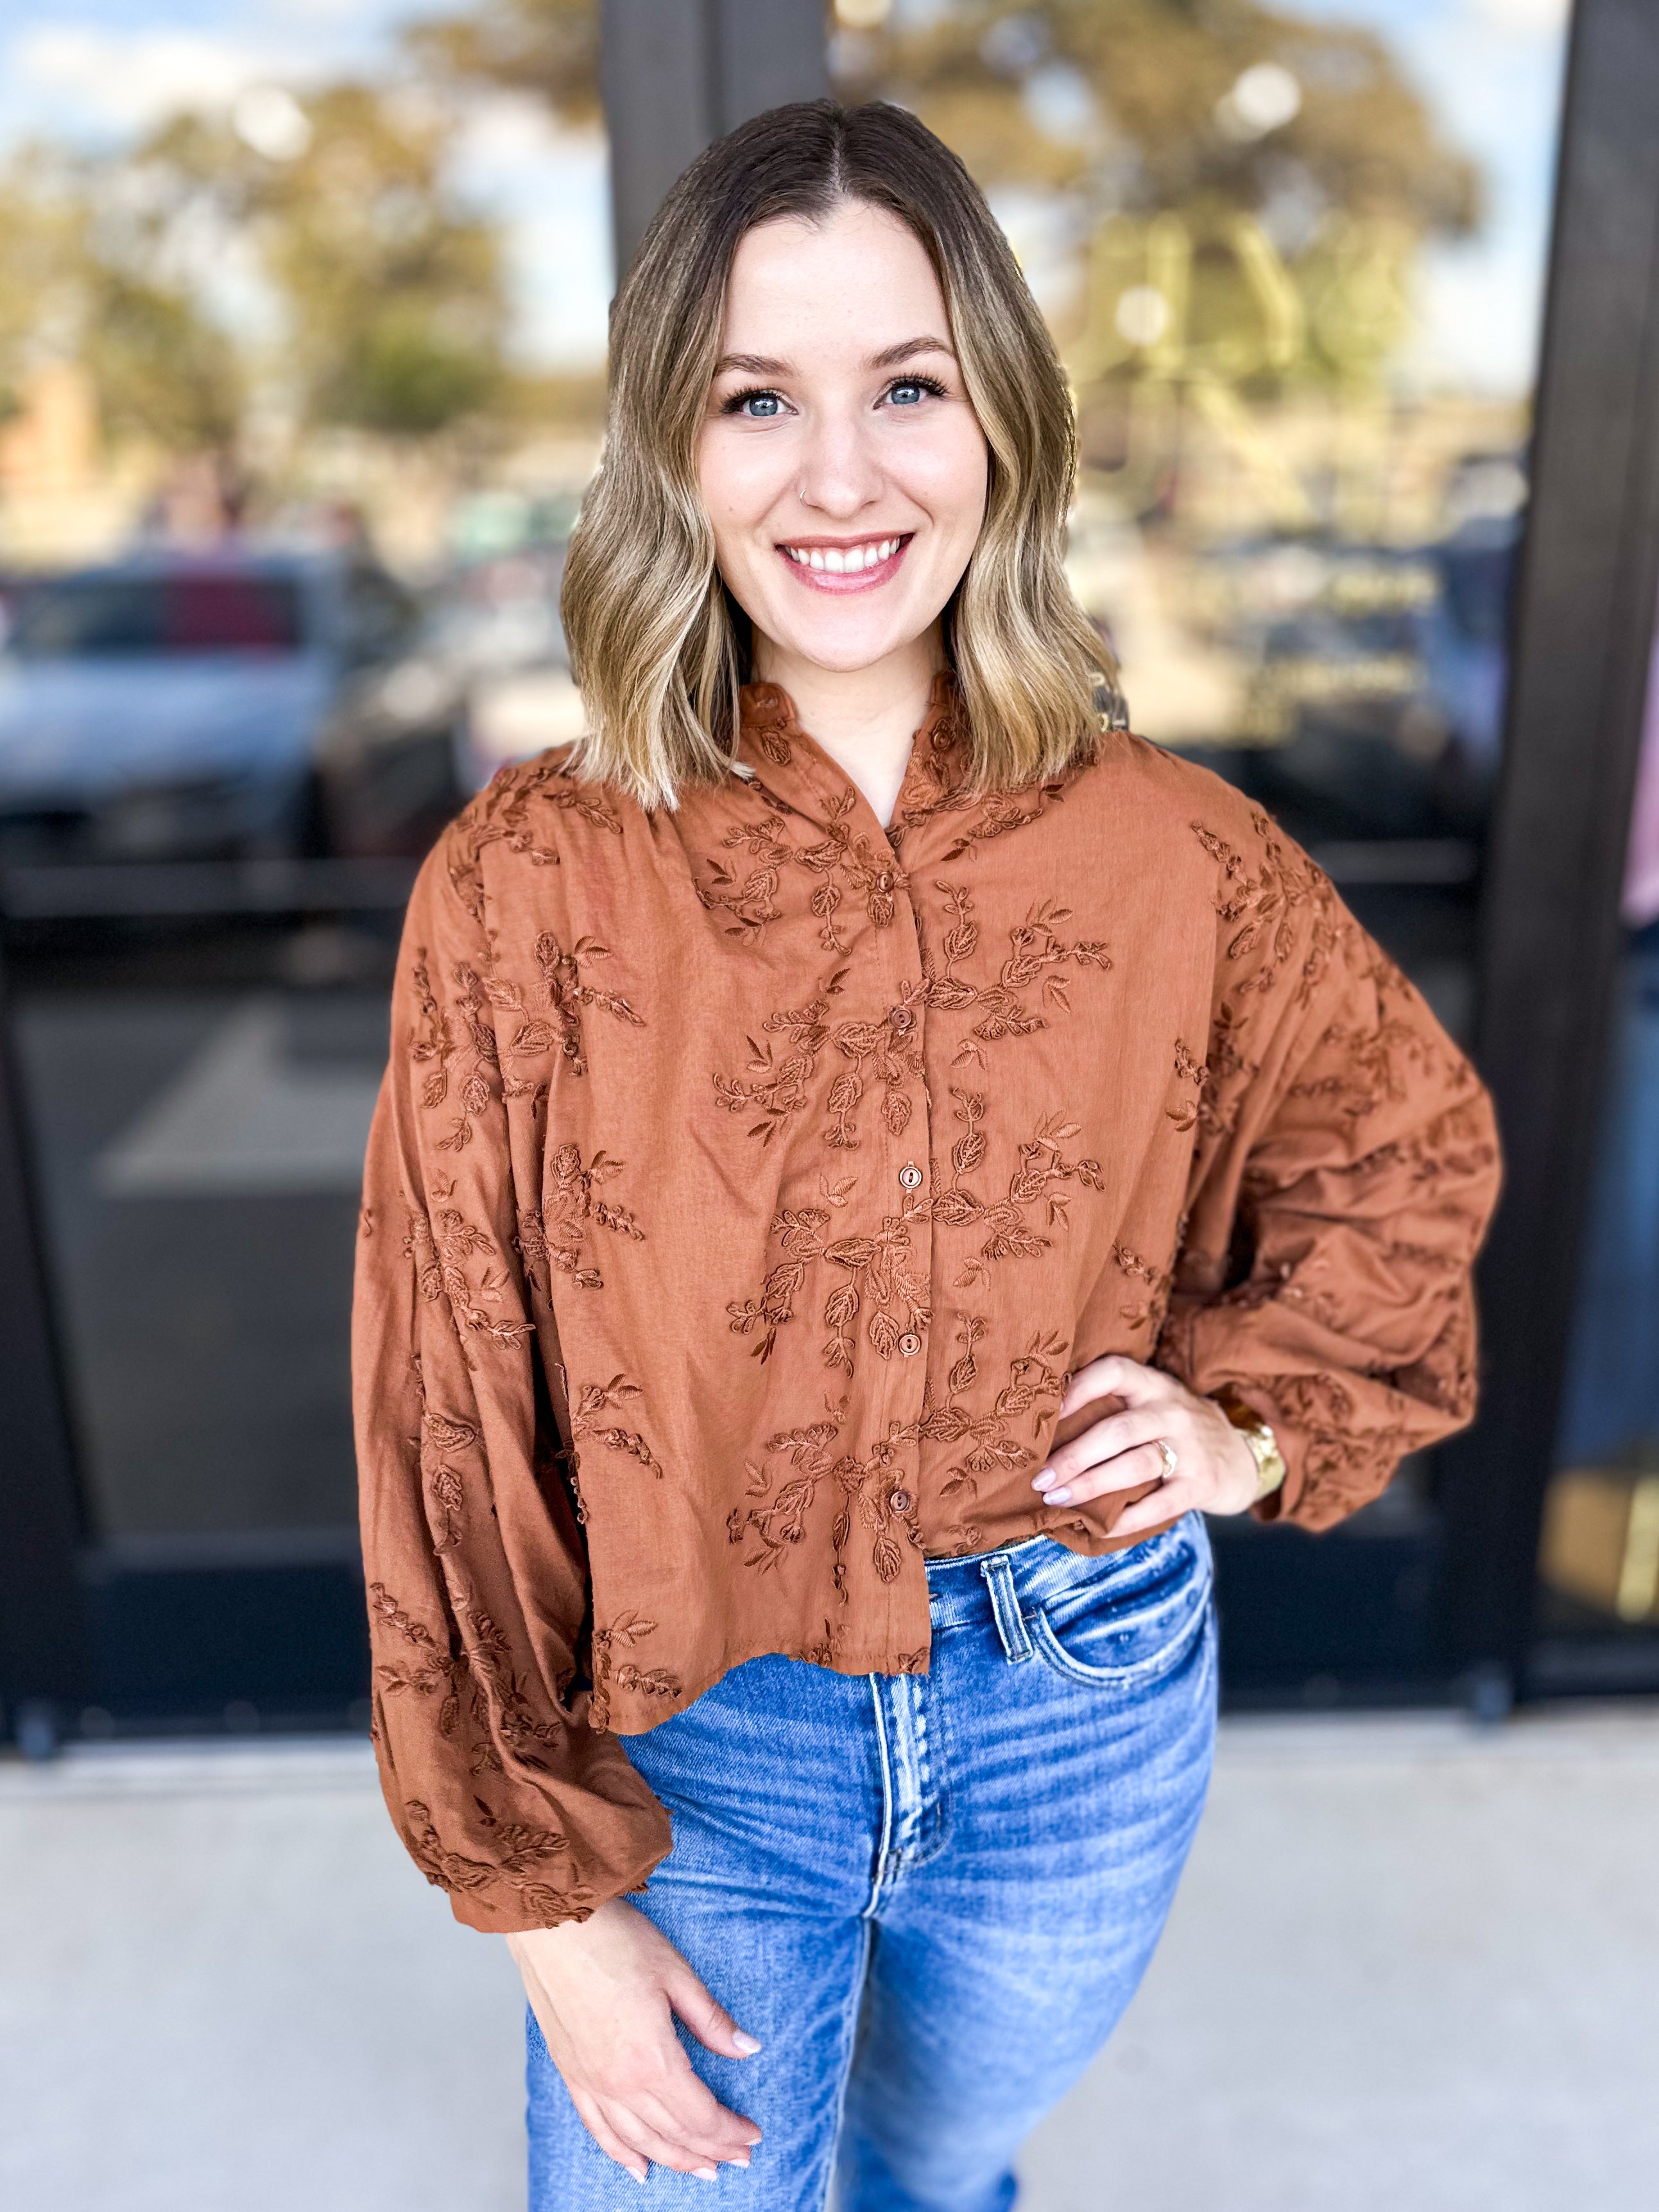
[352,674,1500,1931]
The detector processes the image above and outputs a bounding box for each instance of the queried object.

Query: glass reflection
[833,0,1568,1688]
[833,0,1564,1049]
[1541,597,1659,1656]
[0,0,610,1570]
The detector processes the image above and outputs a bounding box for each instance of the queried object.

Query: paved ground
[3,1706,1656,2212]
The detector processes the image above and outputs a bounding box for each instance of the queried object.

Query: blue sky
[0,0,1570,391]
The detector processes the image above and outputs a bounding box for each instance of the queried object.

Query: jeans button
[897,1331,922,1357]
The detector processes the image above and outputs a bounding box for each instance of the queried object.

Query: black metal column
[600,0,829,277]
[1440,0,1659,1688]
[0,951,89,1745]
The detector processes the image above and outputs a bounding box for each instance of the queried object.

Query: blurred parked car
[0,549,452,864]
[315,547,585,856]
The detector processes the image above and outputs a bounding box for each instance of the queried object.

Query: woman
[354,100,1500,2209]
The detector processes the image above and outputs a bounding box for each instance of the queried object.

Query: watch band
[1216,1393,1288,1504]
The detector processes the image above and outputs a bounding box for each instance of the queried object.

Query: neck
[752,626,944,829]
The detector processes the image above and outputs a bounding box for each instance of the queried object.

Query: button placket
[879,878,931,1578]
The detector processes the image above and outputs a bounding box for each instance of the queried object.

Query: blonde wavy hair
[561,98,1119,810]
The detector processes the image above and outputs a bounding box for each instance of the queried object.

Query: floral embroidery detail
[403,1800,594,1921]
[445,754,624,923]
[881,694,1081,863]
[1194,1000,1262,1147]
[479,931,644,1082]
[727,1405,920,1588]
[923,884,1112,1069]
[571,1375,664,1479]
[1112,1242,1174,1337]
[793,1617,847,1668]
[728,1328,1067,1579]
[1191,811,1342,1007]
[727,1178,931,1371]
[928,1328,1069,1551]
[370,1582,567,1783]
[404,1196,533,1351]
[931,1092,1103,1290]
[590,1611,681,1731]
[421,1406,478,1555]
[700,784,902,954]
[712,982,923,1150]
[1167,1039,1208,1130]
[409,952,499,1153]
[519,1145,644,1293]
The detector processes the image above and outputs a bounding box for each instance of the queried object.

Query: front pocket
[1031,1537,1213,1688]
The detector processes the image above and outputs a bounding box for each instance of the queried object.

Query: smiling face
[695,200,990,687]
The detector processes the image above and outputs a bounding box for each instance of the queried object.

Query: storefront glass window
[0,4,610,1622]
[832,0,1570,1692]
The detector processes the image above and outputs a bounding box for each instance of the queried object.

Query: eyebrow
[710,335,957,379]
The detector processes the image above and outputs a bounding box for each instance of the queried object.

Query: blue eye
[721,387,785,418]
[885,375,947,408]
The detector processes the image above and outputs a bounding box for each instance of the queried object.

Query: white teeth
[786,537,901,573]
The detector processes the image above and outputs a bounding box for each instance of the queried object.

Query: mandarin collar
[733,671,969,836]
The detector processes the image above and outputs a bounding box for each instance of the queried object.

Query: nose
[795,402,884,520]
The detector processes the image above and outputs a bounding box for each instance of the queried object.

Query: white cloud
[12,26,286,133]
[452,97,614,370]
[1469,0,1571,33]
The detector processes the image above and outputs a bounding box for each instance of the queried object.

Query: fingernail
[1032,1469,1056,1491]
[727,2154,752,2168]
[1045,1486,1072,1505]
[694,2166,719,2182]
[732,2030,762,2054]
[630,2170,647,2186]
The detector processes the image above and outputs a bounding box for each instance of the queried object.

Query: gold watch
[1215,1393,1288,1504]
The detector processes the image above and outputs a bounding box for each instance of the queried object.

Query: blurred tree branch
[0,146,244,453]
[402,0,601,124]
[833,1,1481,240]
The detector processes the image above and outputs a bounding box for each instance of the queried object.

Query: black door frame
[1436,0,1659,1699]
[6,0,1659,1742]
[0,941,89,1749]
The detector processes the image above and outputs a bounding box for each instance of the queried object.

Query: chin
[762,612,919,676]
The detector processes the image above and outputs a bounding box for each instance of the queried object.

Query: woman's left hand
[1033,1355,1259,1538]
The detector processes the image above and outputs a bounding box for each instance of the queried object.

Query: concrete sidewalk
[3,1708,1656,2212]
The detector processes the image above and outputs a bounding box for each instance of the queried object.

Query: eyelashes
[888,374,948,404]
[718,386,786,418]
[716,373,950,418]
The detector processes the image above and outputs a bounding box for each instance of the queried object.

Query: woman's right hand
[508,1899,764,2183]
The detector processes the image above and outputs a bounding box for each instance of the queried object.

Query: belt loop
[979,1552,1033,1663]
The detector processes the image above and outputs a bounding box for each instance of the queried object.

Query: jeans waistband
[923,1518,1203,1649]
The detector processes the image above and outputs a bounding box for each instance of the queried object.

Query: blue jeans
[528,1518,1217,2211]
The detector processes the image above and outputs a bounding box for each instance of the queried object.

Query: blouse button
[889,1005,916,1034]
[890,1488,914,1515]
[898,1162,923,1191]
[897,1331,923,1358]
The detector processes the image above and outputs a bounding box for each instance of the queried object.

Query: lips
[777,533,913,592]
